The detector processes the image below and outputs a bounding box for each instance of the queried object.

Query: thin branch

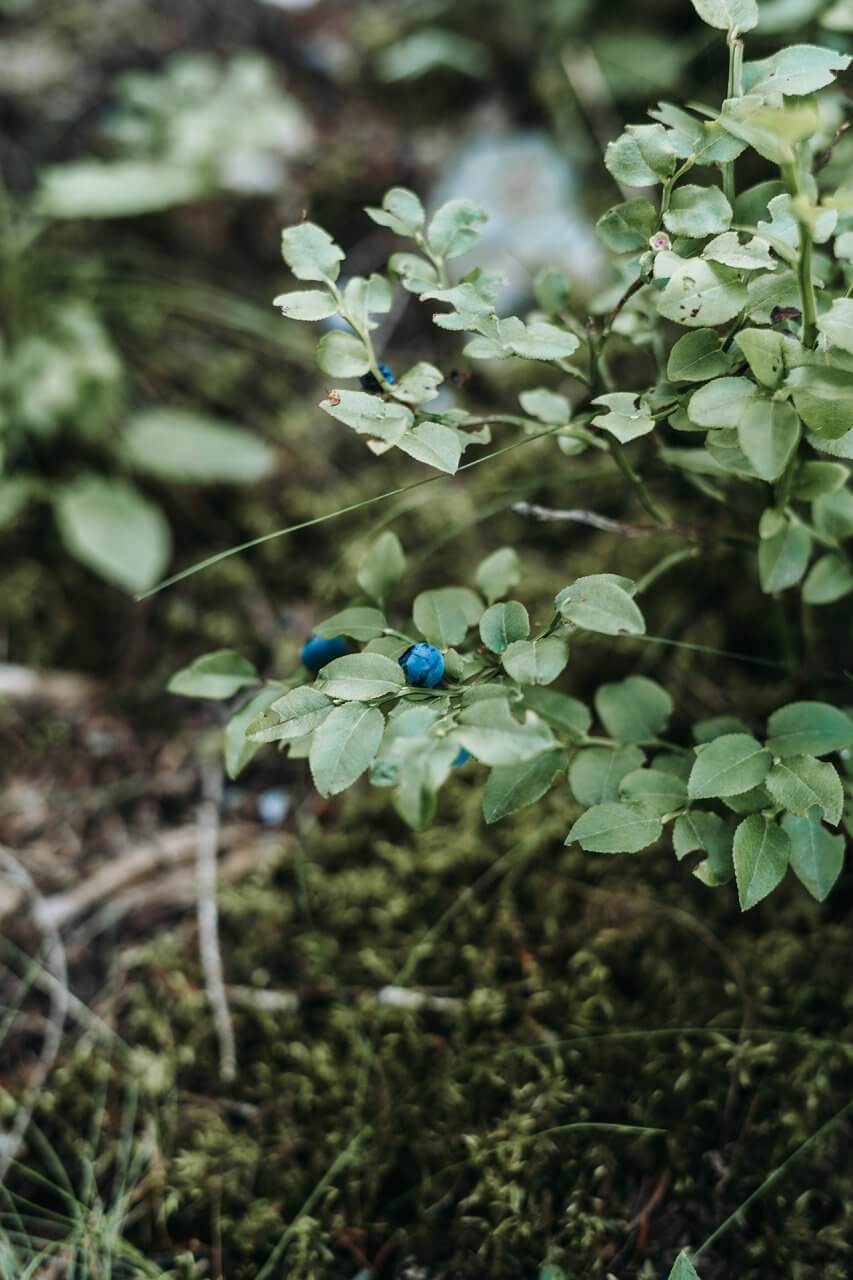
[196,762,236,1084]
[512,501,659,535]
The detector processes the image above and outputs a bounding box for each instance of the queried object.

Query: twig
[0,847,68,1183]
[512,501,659,535]
[196,762,236,1084]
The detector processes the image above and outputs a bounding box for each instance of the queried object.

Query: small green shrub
[173,2,853,916]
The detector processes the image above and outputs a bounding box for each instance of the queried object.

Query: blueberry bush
[172,0,853,924]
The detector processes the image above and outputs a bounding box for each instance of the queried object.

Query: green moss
[9,778,851,1278]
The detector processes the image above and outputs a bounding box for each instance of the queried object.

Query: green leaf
[702,231,775,271]
[281,221,344,283]
[365,186,425,237]
[688,732,771,799]
[737,398,800,482]
[519,388,571,426]
[667,329,733,382]
[392,362,444,405]
[758,520,812,593]
[733,329,791,388]
[669,1250,703,1280]
[595,676,673,744]
[315,653,405,701]
[273,289,338,321]
[596,198,658,251]
[591,393,655,443]
[502,637,569,685]
[619,767,687,817]
[817,298,853,355]
[396,422,462,473]
[655,253,747,328]
[249,686,332,741]
[456,700,555,766]
[309,703,385,796]
[743,44,851,96]
[802,552,853,604]
[813,489,853,540]
[168,650,260,700]
[522,688,592,739]
[479,601,530,653]
[782,809,845,901]
[567,802,662,854]
[224,685,283,780]
[320,389,414,445]
[792,461,848,501]
[663,184,732,238]
[766,700,853,757]
[357,531,406,604]
[605,125,677,187]
[483,749,567,823]
[569,745,646,806]
[673,811,734,885]
[475,547,521,604]
[491,318,580,362]
[55,476,170,594]
[37,160,203,218]
[415,587,481,648]
[316,331,371,378]
[427,198,487,259]
[719,97,820,166]
[314,606,386,642]
[689,0,758,30]
[123,409,277,484]
[693,715,750,742]
[788,367,853,439]
[766,755,843,824]
[733,814,790,909]
[556,575,645,636]
[389,252,440,293]
[687,376,759,429]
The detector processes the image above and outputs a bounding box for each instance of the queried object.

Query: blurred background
[1,1,853,1277]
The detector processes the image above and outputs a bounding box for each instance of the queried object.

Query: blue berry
[399,642,445,688]
[359,362,395,393]
[301,634,349,673]
[452,748,470,767]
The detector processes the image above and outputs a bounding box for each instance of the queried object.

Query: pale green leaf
[556,575,645,636]
[315,653,405,701]
[479,601,530,653]
[316,330,371,378]
[225,685,283,779]
[817,298,853,355]
[281,221,344,283]
[357,531,406,604]
[427,198,487,259]
[320,389,414,445]
[569,745,646,806]
[315,606,386,642]
[168,649,259,700]
[802,552,853,604]
[365,186,425,236]
[663,184,732,238]
[595,675,673,744]
[737,397,800,482]
[55,476,170,594]
[501,637,569,685]
[475,547,521,604]
[309,703,385,796]
[667,329,733,382]
[124,409,277,484]
[273,289,338,321]
[758,521,812,592]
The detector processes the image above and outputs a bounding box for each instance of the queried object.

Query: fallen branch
[196,761,236,1083]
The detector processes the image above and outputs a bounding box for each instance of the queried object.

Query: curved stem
[607,437,668,526]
